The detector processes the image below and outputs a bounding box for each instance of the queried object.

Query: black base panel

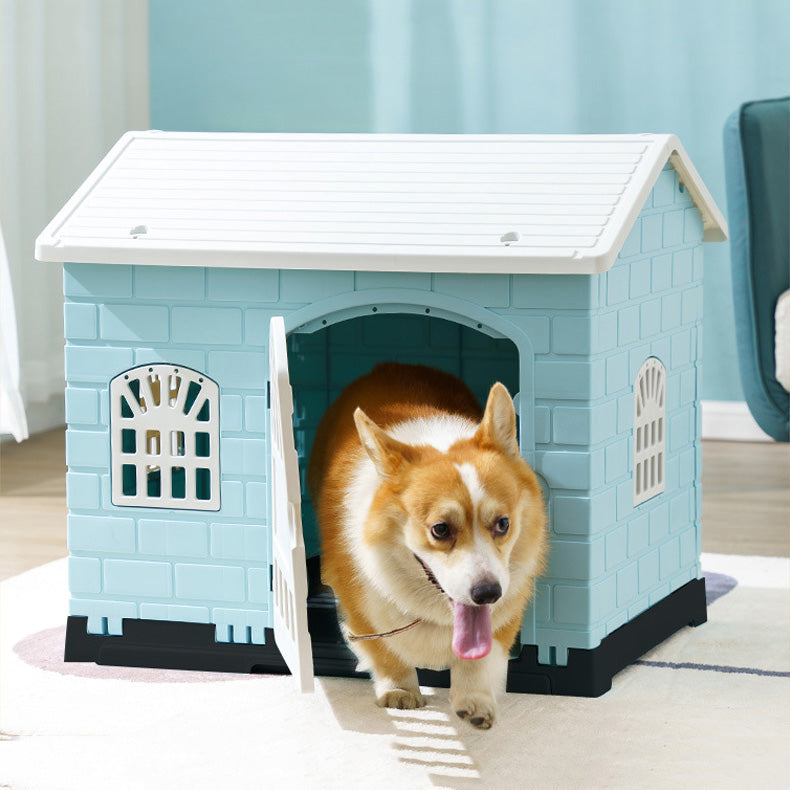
[505,576,707,696]
[64,577,706,697]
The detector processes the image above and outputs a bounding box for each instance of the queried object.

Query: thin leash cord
[346,618,423,642]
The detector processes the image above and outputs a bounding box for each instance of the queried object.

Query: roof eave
[667,140,729,242]
[34,239,612,274]
[594,135,728,272]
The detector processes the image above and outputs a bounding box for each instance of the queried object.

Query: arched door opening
[285,311,521,560]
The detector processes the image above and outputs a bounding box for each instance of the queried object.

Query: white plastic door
[269,316,314,693]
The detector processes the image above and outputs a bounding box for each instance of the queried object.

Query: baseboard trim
[701,400,772,442]
[1,398,65,442]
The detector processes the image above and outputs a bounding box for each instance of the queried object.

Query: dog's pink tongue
[451,602,492,660]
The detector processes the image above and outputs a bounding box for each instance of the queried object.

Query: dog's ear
[475,383,519,457]
[354,408,417,479]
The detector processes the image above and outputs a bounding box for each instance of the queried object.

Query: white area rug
[1,555,788,790]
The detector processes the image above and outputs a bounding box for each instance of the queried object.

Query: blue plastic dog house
[36,132,727,695]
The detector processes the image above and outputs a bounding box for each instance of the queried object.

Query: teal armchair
[723,97,789,441]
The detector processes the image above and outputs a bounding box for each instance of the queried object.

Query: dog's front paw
[376,687,426,710]
[453,693,497,729]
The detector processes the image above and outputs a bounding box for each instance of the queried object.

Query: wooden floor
[0,429,787,581]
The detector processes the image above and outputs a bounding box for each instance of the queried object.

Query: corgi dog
[307,362,547,729]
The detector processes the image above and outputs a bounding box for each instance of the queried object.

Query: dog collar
[346,618,423,642]
[414,554,447,595]
[345,555,443,642]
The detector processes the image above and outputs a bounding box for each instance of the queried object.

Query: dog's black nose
[470,581,502,605]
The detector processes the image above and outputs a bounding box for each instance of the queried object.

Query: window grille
[110,365,220,510]
[633,357,666,506]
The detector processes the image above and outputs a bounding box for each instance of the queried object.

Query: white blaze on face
[426,462,509,606]
[455,462,486,509]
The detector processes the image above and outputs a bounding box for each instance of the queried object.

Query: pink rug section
[13,625,260,683]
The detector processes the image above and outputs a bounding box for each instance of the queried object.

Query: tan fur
[307,362,547,727]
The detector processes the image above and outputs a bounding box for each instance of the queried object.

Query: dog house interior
[286,310,521,559]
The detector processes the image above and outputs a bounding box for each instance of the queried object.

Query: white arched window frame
[633,357,666,507]
[110,364,220,511]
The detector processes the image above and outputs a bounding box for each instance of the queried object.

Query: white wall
[1,0,150,436]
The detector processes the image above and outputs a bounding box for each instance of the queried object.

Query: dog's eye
[493,516,510,536]
[430,522,452,540]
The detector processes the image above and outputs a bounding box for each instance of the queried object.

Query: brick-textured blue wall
[524,165,704,664]
[64,263,292,642]
[63,164,704,660]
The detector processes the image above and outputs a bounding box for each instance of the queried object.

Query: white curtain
[1,226,28,440]
[0,0,149,439]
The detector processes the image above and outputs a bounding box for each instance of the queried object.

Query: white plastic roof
[36,132,726,274]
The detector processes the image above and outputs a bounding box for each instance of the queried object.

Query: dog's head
[354,383,547,659]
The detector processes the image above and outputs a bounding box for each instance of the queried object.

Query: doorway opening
[285,312,521,561]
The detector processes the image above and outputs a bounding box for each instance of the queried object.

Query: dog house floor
[63,557,706,697]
